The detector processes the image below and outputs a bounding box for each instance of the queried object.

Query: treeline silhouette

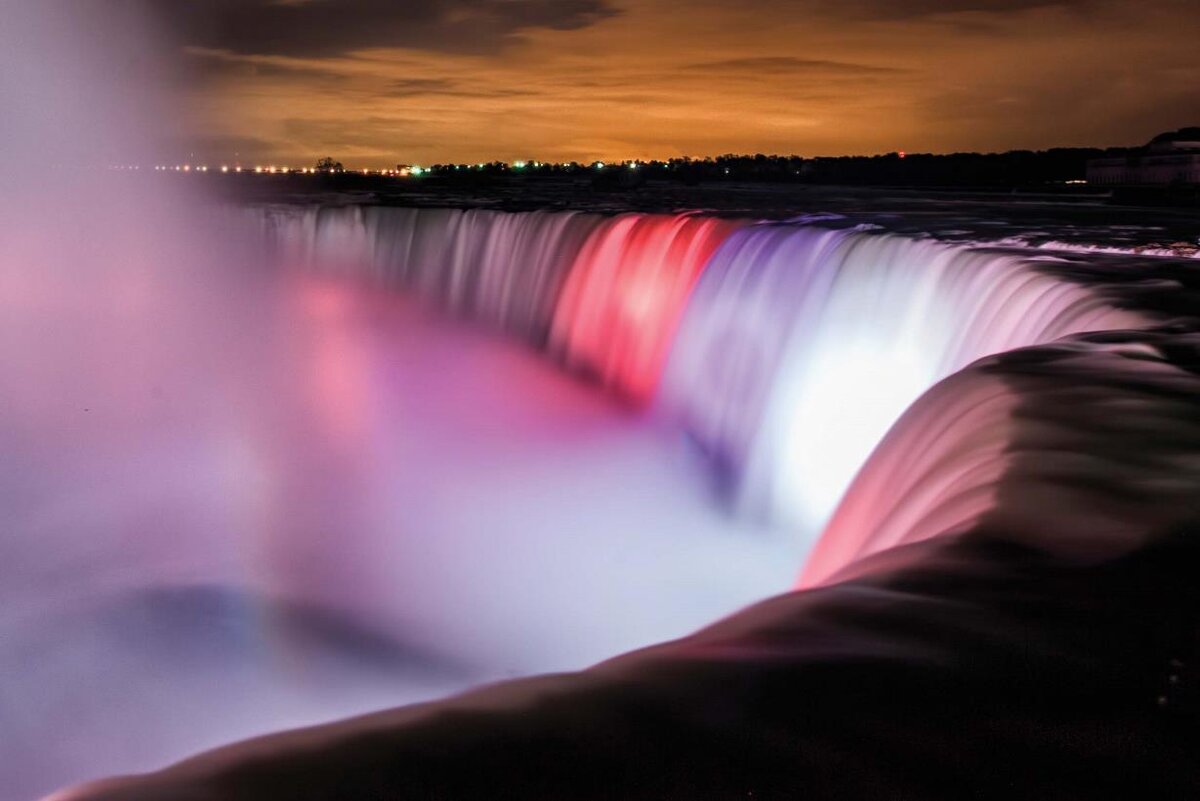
[410,148,1135,188]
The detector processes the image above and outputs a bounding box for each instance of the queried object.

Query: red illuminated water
[549,213,744,402]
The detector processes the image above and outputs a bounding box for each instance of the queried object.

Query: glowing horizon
[137,1,1199,169]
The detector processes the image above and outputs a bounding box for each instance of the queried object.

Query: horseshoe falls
[35,199,1198,801]
[255,205,1152,542]
[9,194,1193,800]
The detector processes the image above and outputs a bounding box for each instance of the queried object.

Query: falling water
[548,213,744,401]
[661,226,1150,534]
[255,205,605,343]
[257,207,1153,539]
[801,331,1200,587]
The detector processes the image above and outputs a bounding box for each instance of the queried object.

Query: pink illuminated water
[549,213,743,402]
[2,253,796,797]
[801,333,1200,587]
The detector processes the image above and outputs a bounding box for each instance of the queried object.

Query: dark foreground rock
[53,518,1199,801]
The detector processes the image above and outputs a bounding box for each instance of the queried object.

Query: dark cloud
[385,78,539,99]
[803,0,1095,18]
[149,0,619,57]
[684,57,906,75]
[386,78,460,97]
[179,49,350,85]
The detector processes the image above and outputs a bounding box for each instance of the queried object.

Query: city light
[82,155,863,180]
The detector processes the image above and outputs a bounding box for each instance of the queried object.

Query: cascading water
[661,226,1150,534]
[256,206,1152,543]
[801,331,1200,587]
[255,205,605,343]
[548,213,743,401]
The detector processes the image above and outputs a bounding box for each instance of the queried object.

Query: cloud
[385,78,540,99]
[684,56,906,75]
[179,47,352,86]
[150,0,620,57]
[795,0,1096,19]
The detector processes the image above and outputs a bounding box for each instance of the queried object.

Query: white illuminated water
[664,225,1148,534]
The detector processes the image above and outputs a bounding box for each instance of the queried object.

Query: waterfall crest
[255,205,606,343]
[251,205,1157,543]
[661,226,1149,532]
[550,213,744,401]
[801,332,1200,587]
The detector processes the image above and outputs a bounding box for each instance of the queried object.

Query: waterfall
[549,213,744,401]
[254,205,605,344]
[661,226,1149,534]
[800,332,1200,587]
[252,205,1155,544]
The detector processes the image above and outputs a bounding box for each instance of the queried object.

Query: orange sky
[162,0,1200,168]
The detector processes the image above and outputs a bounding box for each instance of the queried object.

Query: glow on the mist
[550,214,742,402]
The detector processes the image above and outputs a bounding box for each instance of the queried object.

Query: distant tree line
[411,148,1137,187]
[299,147,1141,188]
